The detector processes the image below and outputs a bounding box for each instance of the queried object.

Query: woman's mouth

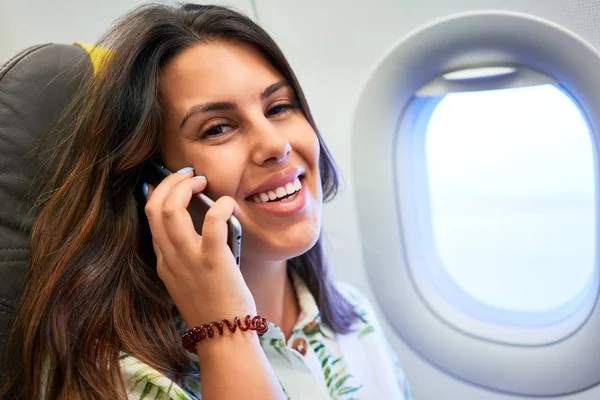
[245,176,307,216]
[248,177,302,204]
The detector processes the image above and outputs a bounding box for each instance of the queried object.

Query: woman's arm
[196,331,285,400]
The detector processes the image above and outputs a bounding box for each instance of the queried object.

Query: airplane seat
[0,43,93,382]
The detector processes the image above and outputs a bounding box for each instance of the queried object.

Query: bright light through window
[425,84,596,313]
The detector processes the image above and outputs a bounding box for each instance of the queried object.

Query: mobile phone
[141,159,242,266]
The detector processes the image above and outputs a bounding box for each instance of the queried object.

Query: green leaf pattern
[271,338,292,363]
[119,354,197,400]
[303,322,366,400]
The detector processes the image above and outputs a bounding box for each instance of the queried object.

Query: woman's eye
[267,103,295,116]
[198,103,297,138]
[201,123,232,138]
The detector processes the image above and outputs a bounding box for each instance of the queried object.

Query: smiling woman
[157,41,323,262]
[0,3,411,400]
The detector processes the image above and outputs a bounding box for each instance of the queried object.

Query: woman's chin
[243,225,321,263]
[283,232,320,259]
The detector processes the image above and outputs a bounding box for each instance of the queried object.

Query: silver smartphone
[142,159,242,266]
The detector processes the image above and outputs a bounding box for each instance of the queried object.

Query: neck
[241,258,300,340]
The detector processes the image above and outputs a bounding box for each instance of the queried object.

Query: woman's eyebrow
[178,80,291,130]
[260,80,290,100]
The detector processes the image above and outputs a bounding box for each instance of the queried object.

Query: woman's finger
[200,196,240,253]
[161,176,207,250]
[143,170,193,256]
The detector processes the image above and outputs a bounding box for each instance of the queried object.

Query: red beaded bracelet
[182,315,269,353]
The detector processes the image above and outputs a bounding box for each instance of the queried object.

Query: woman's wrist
[181,303,257,329]
[182,315,268,353]
[195,326,263,360]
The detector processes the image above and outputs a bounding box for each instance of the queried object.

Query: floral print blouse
[119,272,412,399]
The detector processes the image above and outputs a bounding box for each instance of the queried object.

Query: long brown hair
[1,3,360,399]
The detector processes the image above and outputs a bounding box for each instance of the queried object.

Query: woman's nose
[251,124,292,165]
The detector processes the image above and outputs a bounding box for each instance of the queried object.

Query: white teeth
[275,187,287,197]
[280,191,297,203]
[251,177,303,203]
[285,182,295,195]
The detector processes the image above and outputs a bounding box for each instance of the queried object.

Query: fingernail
[142,182,149,198]
[177,166,194,174]
[193,175,206,180]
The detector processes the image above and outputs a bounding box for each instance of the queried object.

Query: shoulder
[119,353,200,400]
[334,281,413,399]
[334,281,380,332]
[334,280,364,304]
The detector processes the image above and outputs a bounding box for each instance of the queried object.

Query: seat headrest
[0,43,93,379]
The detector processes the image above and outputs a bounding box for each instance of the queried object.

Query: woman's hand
[143,166,286,400]
[143,167,256,328]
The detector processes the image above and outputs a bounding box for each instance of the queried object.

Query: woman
[2,3,412,399]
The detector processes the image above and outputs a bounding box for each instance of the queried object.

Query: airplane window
[354,10,600,392]
[424,84,596,316]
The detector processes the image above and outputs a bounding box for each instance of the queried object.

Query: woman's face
[158,40,323,264]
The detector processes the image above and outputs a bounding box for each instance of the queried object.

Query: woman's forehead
[159,41,283,101]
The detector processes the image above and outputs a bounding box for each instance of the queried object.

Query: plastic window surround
[351,10,600,396]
